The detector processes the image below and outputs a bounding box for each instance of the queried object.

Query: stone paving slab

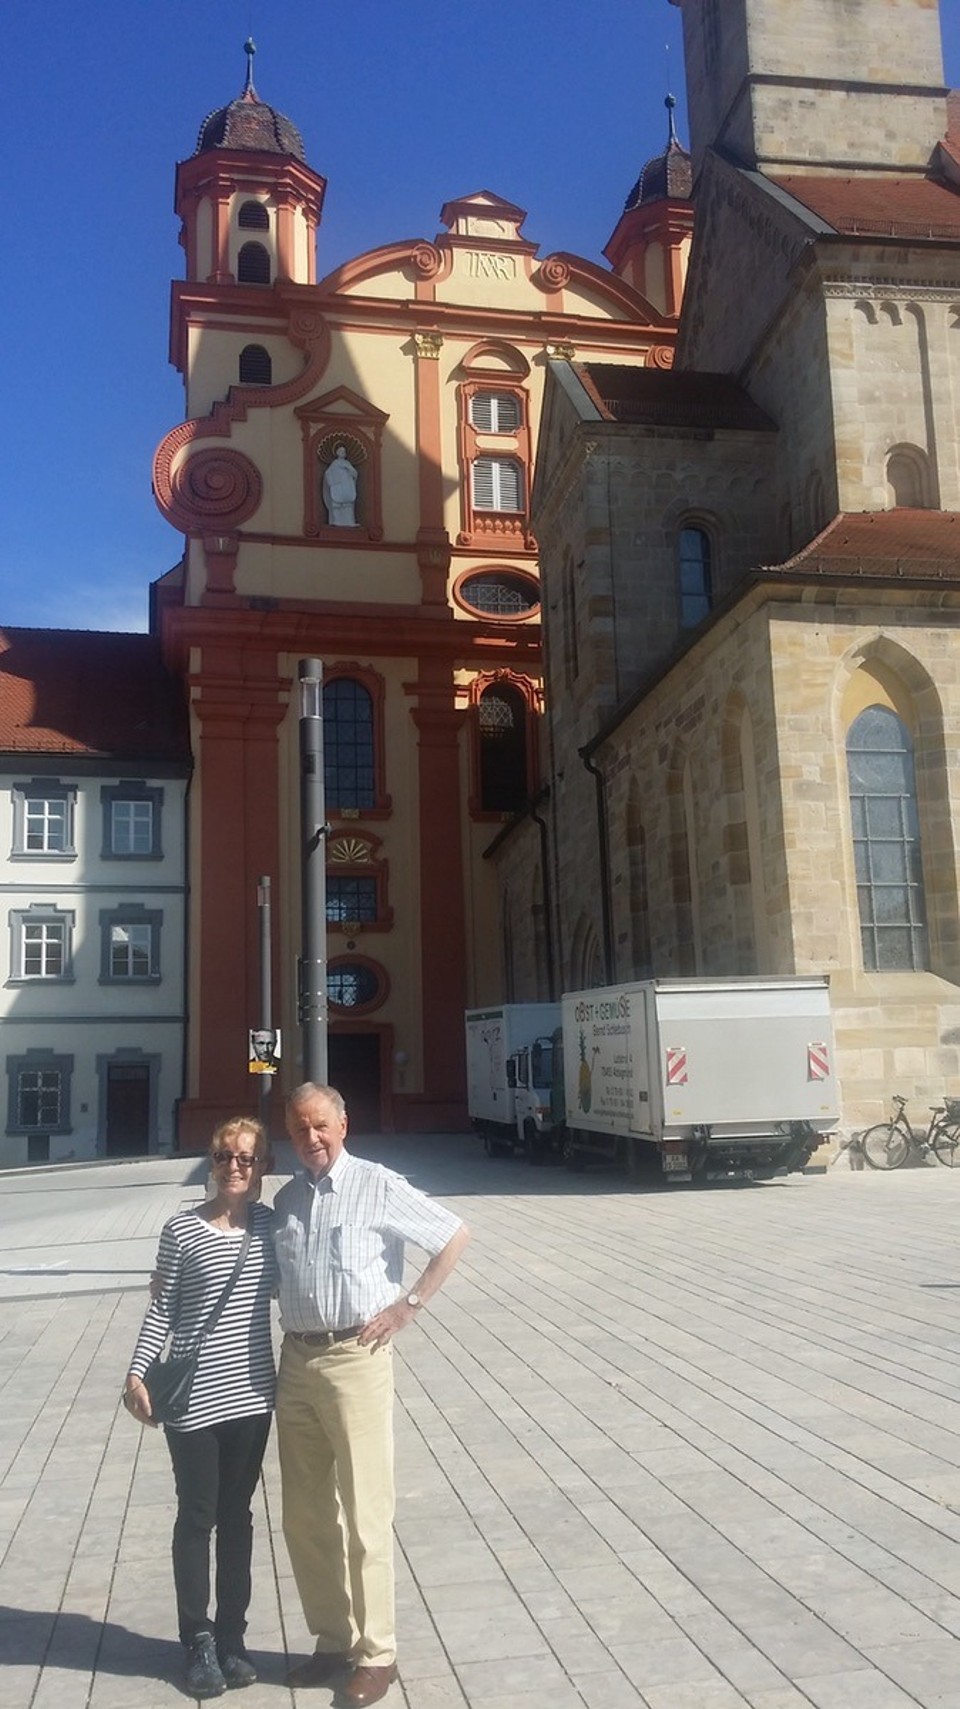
[4,1138,960,1706]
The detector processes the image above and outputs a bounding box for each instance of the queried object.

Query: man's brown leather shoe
[337,1662,399,1706]
[286,1651,351,1687]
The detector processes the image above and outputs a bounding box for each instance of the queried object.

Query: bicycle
[860,1093,960,1170]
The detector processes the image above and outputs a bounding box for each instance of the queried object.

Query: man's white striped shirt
[273,1149,463,1332]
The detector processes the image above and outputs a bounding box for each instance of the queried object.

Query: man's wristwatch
[405,1292,423,1310]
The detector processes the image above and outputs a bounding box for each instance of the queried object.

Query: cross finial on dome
[243,37,257,98]
[665,92,679,145]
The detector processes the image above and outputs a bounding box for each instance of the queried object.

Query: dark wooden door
[105,1065,151,1156]
[327,1034,381,1133]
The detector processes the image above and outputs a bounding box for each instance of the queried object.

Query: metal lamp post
[298,658,328,1084]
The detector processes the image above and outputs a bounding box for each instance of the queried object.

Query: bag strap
[196,1222,254,1343]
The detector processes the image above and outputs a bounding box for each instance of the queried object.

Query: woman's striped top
[128,1202,277,1432]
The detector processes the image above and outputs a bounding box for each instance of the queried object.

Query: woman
[125,1117,276,1699]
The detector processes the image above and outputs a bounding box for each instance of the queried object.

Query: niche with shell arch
[296,387,389,541]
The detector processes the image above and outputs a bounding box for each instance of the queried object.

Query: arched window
[239,344,272,385]
[679,527,712,628]
[238,200,270,230]
[887,446,931,509]
[847,705,928,970]
[478,684,527,812]
[470,392,521,433]
[324,678,375,810]
[237,242,271,285]
[472,457,523,513]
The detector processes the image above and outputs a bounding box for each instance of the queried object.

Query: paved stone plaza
[3,1139,960,1708]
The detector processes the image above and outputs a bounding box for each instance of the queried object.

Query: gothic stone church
[492,0,960,1141]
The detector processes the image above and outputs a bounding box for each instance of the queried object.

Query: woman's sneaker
[218,1648,258,1689]
[186,1632,227,1698]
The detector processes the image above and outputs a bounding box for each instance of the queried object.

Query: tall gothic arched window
[847,705,928,970]
[478,684,527,812]
[324,678,375,810]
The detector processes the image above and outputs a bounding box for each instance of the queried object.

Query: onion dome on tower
[175,39,326,288]
[604,95,694,318]
[195,38,306,158]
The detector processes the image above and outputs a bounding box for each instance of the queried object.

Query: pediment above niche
[438,189,533,247]
[295,385,389,429]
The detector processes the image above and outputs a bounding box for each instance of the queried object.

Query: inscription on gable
[467,251,518,282]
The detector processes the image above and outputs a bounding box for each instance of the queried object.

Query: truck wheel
[523,1122,545,1165]
[483,1132,510,1160]
[563,1134,585,1173]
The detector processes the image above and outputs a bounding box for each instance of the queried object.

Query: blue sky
[3,1,959,635]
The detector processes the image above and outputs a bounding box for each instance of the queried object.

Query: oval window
[327,959,386,1012]
[457,571,540,620]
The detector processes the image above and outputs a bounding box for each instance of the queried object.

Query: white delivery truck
[561,976,839,1182]
[465,1003,562,1161]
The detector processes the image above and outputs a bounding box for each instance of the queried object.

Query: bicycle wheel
[861,1122,910,1170]
[933,1124,960,1167]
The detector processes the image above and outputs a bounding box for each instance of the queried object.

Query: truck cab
[507,1035,557,1158]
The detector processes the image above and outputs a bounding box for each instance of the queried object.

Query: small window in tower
[470,392,521,434]
[239,345,273,385]
[239,200,270,231]
[473,457,523,513]
[238,242,271,286]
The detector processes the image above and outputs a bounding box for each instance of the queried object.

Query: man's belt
[286,1326,363,1347]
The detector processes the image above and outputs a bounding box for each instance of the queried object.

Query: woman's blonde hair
[210,1115,267,1165]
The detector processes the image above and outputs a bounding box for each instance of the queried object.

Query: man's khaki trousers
[277,1335,395,1666]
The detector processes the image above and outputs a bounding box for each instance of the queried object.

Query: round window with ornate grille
[456,570,540,621]
[327,958,388,1014]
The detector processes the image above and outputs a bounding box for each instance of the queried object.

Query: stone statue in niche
[322,445,359,527]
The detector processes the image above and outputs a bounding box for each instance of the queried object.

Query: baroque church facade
[150,43,691,1143]
[493,0,960,1142]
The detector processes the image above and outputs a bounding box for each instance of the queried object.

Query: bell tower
[174,39,326,290]
[604,95,694,318]
[669,0,948,179]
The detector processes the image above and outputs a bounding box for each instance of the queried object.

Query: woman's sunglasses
[211,1150,258,1170]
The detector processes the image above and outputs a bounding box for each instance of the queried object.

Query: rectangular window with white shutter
[472,457,523,512]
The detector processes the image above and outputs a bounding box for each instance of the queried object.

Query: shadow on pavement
[0,1606,291,1695]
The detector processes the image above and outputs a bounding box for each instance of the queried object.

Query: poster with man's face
[249,1029,281,1074]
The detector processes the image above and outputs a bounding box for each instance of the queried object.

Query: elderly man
[276,1083,469,1706]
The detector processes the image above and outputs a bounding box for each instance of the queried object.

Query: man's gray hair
[287,1082,347,1119]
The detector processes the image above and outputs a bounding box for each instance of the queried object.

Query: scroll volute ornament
[164,449,263,534]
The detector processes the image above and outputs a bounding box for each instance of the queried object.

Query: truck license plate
[663,1153,688,1172]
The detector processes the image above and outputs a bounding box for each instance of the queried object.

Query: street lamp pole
[298,659,328,1084]
[257,874,273,1133]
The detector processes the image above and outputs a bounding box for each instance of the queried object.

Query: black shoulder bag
[140,1224,253,1425]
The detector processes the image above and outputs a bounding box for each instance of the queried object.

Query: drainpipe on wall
[529,798,556,1000]
[580,748,614,985]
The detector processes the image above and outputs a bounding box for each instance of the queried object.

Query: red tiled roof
[0,629,190,761]
[771,173,960,239]
[774,509,960,577]
[576,364,776,431]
